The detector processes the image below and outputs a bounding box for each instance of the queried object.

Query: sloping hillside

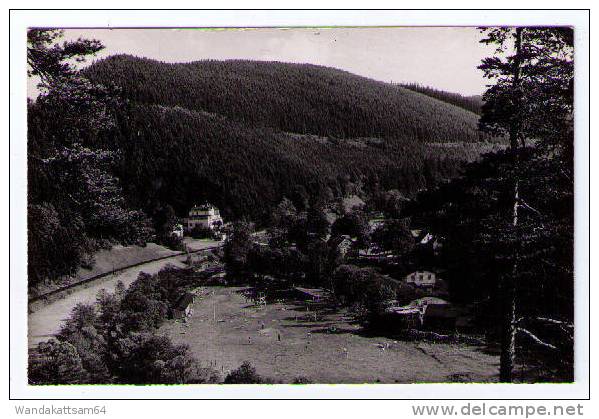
[109,104,435,220]
[76,55,499,221]
[400,83,484,115]
[85,55,486,142]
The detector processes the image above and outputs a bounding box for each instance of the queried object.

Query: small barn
[377,297,459,333]
[172,292,195,319]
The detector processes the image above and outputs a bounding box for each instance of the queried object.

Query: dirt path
[161,286,500,383]
[27,238,220,348]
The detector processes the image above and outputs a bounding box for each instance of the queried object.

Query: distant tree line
[98,102,500,224]
[400,83,484,115]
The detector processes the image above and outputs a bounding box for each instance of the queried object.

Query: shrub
[332,264,396,318]
[292,376,313,384]
[224,361,264,384]
[29,340,89,385]
[160,233,185,251]
[56,303,111,383]
[190,225,213,239]
[110,333,211,384]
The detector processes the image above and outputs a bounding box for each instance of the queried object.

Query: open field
[161,286,500,383]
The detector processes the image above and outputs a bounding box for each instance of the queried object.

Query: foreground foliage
[27,30,152,288]
[29,267,217,385]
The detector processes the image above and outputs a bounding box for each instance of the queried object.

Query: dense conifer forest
[85,55,488,141]
[400,83,484,115]
[79,55,502,221]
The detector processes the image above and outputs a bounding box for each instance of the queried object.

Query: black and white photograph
[8,8,591,402]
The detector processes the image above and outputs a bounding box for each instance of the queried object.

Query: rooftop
[191,203,219,211]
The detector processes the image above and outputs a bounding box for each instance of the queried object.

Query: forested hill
[85,55,485,142]
[76,55,501,222]
[400,83,484,115]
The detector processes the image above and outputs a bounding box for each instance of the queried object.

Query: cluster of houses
[327,228,456,332]
[169,202,457,332]
[378,269,462,332]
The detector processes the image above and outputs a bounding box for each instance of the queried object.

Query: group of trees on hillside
[401,83,484,115]
[29,267,219,384]
[409,27,574,382]
[222,200,341,288]
[85,55,490,142]
[27,30,152,289]
[106,102,488,221]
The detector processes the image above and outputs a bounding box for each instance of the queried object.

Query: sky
[28,27,496,97]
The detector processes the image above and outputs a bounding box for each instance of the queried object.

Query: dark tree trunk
[499,27,523,383]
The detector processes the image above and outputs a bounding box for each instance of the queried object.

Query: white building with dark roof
[185,203,223,232]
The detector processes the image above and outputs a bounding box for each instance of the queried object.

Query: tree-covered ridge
[81,54,503,223]
[400,83,484,115]
[109,102,501,222]
[84,55,489,142]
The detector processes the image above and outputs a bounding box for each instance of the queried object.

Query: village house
[405,270,437,288]
[171,292,195,319]
[328,234,354,258]
[184,203,223,233]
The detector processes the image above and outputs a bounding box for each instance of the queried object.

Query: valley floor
[161,286,500,384]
